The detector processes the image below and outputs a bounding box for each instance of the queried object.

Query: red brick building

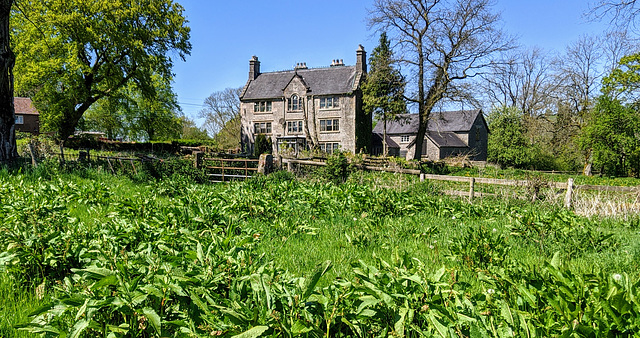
[14,97,40,134]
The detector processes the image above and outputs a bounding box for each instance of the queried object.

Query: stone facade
[240,46,370,156]
[372,110,489,161]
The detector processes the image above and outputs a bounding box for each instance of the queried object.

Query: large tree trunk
[0,0,16,162]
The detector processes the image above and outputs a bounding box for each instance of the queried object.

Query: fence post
[564,178,574,209]
[469,177,475,203]
[286,159,293,173]
[194,151,203,169]
[420,173,425,182]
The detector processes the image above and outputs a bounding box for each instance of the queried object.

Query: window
[253,101,272,113]
[254,122,272,134]
[288,94,301,111]
[15,115,24,125]
[287,121,303,134]
[475,126,481,141]
[319,96,339,109]
[319,142,340,154]
[319,119,339,132]
[401,135,410,143]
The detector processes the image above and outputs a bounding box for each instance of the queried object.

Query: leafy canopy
[12,0,191,141]
[579,95,640,177]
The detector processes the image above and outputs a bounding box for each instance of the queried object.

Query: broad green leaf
[428,313,448,337]
[142,307,162,336]
[394,307,408,337]
[231,325,269,338]
[91,275,118,291]
[69,319,90,338]
[303,260,332,300]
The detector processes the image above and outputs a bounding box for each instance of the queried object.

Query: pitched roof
[427,131,467,148]
[372,132,399,148]
[372,109,483,134]
[241,66,359,100]
[14,97,39,115]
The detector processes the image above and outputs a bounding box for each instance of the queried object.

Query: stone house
[372,109,489,161]
[239,46,370,156]
[14,97,40,134]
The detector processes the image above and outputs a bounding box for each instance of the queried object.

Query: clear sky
[172,0,611,122]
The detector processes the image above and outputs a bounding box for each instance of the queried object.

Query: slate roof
[14,97,39,115]
[372,110,483,134]
[372,132,399,148]
[241,66,359,100]
[427,132,467,148]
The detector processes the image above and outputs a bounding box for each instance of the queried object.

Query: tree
[0,0,16,162]
[123,76,183,141]
[12,0,191,144]
[180,116,210,140]
[591,0,640,27]
[362,32,406,156]
[369,0,513,159]
[486,106,532,168]
[579,95,640,177]
[199,87,242,149]
[83,95,127,140]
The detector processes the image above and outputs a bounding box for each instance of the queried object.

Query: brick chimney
[249,56,260,80]
[356,45,367,74]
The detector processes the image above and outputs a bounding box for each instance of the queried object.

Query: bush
[323,151,354,184]
[254,134,272,156]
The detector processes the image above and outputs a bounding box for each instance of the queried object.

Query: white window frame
[15,115,24,125]
[401,135,410,143]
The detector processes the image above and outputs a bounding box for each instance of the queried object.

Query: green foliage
[363,32,406,150]
[579,95,640,177]
[253,134,272,156]
[12,0,191,141]
[322,151,354,184]
[0,168,638,336]
[487,106,533,168]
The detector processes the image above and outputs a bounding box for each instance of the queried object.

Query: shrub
[323,151,354,184]
[254,134,272,156]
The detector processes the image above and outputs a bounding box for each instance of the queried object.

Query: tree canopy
[579,95,640,177]
[362,32,406,156]
[369,0,513,159]
[12,0,191,142]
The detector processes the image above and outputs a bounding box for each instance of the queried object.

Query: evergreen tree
[362,32,406,156]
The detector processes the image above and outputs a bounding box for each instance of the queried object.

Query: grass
[0,161,639,336]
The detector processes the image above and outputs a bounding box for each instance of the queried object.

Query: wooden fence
[282,158,640,208]
[197,155,259,182]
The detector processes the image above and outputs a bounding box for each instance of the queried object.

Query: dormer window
[288,94,301,111]
[320,97,339,109]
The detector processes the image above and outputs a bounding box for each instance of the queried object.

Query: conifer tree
[362,32,406,156]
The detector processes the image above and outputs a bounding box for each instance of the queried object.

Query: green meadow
[1,162,639,337]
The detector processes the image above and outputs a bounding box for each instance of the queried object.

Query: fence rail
[282,157,639,208]
[201,157,259,182]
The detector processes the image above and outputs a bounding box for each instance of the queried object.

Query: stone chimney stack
[249,56,260,80]
[356,45,367,74]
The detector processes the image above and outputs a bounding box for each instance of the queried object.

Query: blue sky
[172,0,611,122]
